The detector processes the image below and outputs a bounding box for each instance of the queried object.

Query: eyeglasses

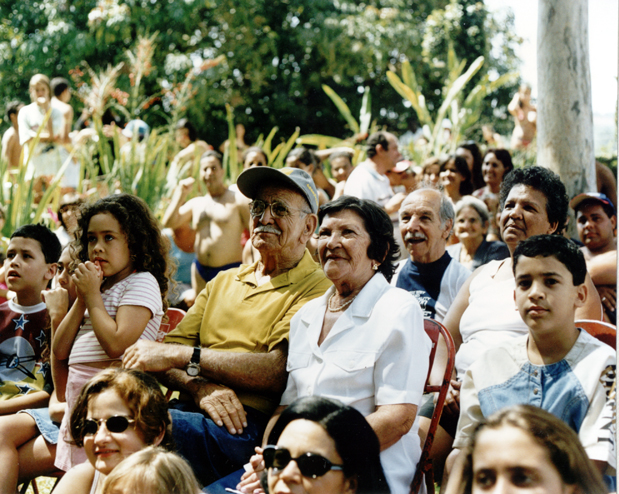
[249,200,309,219]
[83,416,135,436]
[263,445,344,479]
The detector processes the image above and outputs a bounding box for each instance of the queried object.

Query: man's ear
[442,218,453,239]
[302,214,318,241]
[45,263,58,281]
[611,215,616,234]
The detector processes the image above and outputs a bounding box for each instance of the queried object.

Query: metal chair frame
[410,318,456,494]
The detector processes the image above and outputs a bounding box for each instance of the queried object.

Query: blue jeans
[169,403,269,487]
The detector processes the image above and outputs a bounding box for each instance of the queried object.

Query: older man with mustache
[391,185,471,322]
[123,167,331,487]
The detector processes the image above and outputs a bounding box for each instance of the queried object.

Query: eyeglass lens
[250,200,290,218]
[83,416,133,436]
[264,446,343,479]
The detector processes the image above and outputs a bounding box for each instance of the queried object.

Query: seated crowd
[0,126,615,494]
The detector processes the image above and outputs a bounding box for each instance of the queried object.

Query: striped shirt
[69,272,163,365]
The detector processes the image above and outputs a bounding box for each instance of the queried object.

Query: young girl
[52,193,170,472]
[101,446,200,494]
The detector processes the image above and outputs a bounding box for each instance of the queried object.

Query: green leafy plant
[387,48,517,160]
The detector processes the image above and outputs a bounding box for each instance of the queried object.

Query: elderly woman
[439,155,473,205]
[237,196,431,494]
[473,149,513,241]
[263,396,390,494]
[447,196,509,271]
[419,166,602,475]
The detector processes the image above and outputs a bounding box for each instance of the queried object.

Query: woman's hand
[41,286,69,323]
[72,261,103,302]
[237,447,266,494]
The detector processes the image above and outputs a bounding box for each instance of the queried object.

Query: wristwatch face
[187,363,200,377]
[186,347,200,376]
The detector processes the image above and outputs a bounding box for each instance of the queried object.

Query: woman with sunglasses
[262,396,389,494]
[54,368,173,494]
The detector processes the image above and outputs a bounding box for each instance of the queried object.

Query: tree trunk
[537,0,595,233]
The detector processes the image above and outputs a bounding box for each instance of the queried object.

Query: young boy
[0,224,61,414]
[452,234,616,469]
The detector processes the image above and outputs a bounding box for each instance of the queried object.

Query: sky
[485,0,618,152]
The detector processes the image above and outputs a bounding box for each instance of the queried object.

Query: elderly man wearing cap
[571,192,617,323]
[123,167,331,487]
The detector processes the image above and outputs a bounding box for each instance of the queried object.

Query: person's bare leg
[0,414,39,494]
[17,436,57,484]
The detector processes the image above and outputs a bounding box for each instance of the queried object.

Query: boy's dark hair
[73,194,171,311]
[500,166,569,235]
[512,234,586,286]
[6,101,23,121]
[11,224,62,264]
[50,77,70,97]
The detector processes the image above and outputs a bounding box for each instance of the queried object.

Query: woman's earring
[372,263,379,271]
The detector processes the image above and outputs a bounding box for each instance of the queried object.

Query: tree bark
[537,0,595,233]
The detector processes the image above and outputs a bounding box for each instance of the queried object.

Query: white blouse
[282,273,431,494]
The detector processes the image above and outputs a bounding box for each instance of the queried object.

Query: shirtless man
[163,150,250,297]
[508,84,536,149]
[1,101,24,168]
[571,192,617,323]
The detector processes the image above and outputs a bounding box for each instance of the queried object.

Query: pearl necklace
[327,292,357,312]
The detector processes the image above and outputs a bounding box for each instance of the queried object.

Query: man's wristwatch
[186,347,201,377]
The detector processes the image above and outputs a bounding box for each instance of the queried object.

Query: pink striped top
[68,272,164,365]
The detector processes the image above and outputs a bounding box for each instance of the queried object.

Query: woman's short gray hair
[454,196,490,226]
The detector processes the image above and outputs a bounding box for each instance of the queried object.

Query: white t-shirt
[69,272,163,365]
[281,274,431,494]
[18,102,64,177]
[343,160,393,207]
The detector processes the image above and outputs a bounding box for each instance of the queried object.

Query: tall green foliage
[0,0,521,146]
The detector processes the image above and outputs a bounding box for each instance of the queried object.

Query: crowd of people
[0,71,616,494]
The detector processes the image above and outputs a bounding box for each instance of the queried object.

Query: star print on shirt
[35,330,46,347]
[16,383,33,395]
[36,362,49,379]
[12,314,28,331]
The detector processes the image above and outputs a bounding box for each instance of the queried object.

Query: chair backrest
[575,319,616,349]
[410,318,456,494]
[157,307,186,342]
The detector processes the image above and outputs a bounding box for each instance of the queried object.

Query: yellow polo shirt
[164,250,331,415]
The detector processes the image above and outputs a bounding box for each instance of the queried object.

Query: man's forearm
[198,346,288,394]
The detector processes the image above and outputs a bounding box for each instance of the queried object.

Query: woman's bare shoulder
[54,463,96,494]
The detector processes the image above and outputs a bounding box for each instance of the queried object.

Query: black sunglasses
[263,445,344,479]
[83,415,135,436]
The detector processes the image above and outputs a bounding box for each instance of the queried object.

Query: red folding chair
[410,318,456,494]
[576,319,616,349]
[157,307,187,342]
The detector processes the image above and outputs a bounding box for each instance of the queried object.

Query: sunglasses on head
[83,415,135,436]
[263,445,344,479]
